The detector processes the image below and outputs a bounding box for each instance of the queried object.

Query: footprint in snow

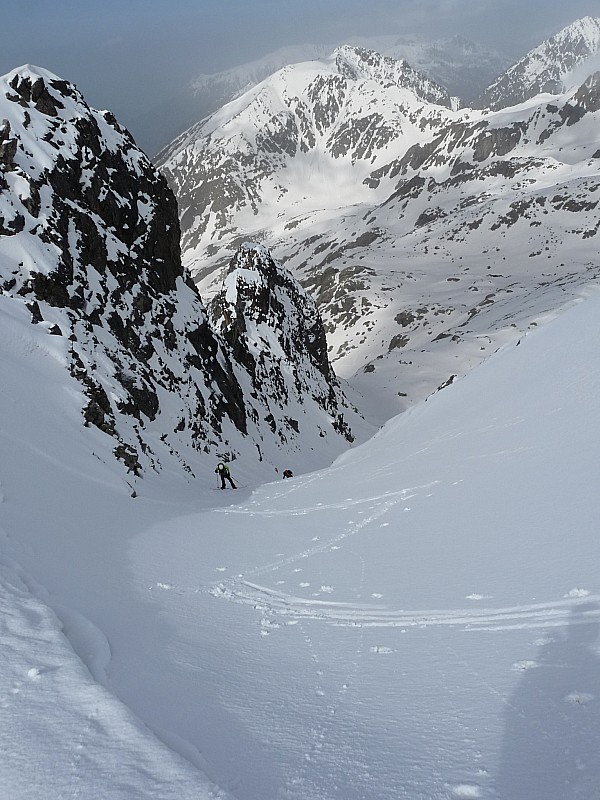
[564,587,590,598]
[512,660,538,672]
[565,692,594,705]
[451,785,481,799]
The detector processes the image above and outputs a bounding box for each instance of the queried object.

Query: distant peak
[475,16,600,111]
[332,45,451,107]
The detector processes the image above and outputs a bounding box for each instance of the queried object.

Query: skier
[283,469,294,479]
[215,462,237,490]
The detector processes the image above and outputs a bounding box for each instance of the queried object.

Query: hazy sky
[1,0,598,139]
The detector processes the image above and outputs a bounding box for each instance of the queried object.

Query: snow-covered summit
[143,35,507,157]
[158,45,458,260]
[475,16,600,110]
[332,46,453,108]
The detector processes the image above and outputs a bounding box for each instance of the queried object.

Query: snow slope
[2,263,600,796]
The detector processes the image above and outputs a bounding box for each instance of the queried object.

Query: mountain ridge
[145,35,508,158]
[475,15,600,110]
[158,20,600,422]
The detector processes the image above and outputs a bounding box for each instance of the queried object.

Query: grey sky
[1,0,599,145]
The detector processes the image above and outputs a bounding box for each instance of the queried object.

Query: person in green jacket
[215,462,237,489]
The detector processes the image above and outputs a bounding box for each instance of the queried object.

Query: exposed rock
[1,66,362,477]
[209,243,355,445]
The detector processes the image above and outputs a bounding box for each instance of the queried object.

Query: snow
[2,269,600,797]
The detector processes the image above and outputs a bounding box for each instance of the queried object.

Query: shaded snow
[1,272,599,797]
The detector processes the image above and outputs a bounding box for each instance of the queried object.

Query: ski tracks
[204,481,600,637]
[210,581,600,634]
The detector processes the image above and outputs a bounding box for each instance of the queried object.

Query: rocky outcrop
[209,243,355,448]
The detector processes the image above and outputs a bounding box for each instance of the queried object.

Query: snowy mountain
[0,65,365,483]
[142,37,507,158]
[2,27,600,800]
[475,16,600,110]
[159,28,600,422]
[139,44,337,158]
[157,45,456,263]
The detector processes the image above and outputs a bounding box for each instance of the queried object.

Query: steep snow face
[209,243,357,454]
[475,16,600,110]
[0,66,363,482]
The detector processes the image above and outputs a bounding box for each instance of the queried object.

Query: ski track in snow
[210,582,600,633]
[190,480,600,637]
[207,479,435,582]
[155,477,600,638]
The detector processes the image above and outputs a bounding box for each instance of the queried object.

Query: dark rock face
[0,66,251,474]
[1,66,360,476]
[209,243,354,445]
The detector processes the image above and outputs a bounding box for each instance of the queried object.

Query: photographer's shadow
[495,602,600,800]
